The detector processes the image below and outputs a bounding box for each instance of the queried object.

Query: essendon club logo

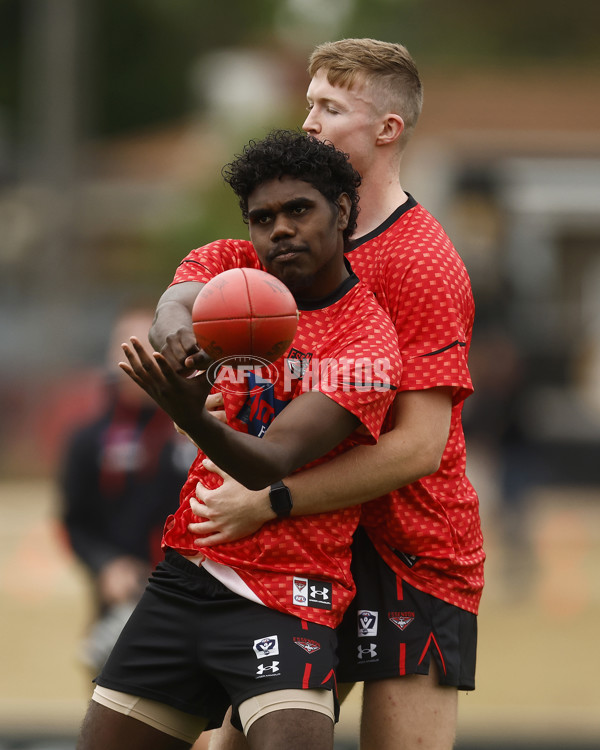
[286,348,313,379]
[388,612,415,631]
[293,637,321,654]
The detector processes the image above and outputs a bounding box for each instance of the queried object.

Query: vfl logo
[286,348,313,379]
[256,661,280,677]
[253,636,279,659]
[293,637,321,654]
[388,612,415,631]
[357,610,378,637]
[357,643,378,661]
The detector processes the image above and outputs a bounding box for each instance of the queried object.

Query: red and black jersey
[345,197,484,615]
[170,194,485,615]
[163,264,401,627]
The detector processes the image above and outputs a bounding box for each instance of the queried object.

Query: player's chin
[266,263,313,295]
[278,272,315,297]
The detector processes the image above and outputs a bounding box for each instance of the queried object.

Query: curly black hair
[222,129,361,248]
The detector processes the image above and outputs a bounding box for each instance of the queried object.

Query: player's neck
[352,171,407,239]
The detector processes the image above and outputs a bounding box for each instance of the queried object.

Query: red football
[192,268,299,362]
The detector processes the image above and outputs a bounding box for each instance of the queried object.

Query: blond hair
[308,38,423,146]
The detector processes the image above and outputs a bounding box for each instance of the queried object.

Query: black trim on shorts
[336,528,477,690]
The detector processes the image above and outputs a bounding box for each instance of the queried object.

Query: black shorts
[336,528,477,690]
[95,549,339,730]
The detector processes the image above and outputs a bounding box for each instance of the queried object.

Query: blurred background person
[59,306,197,676]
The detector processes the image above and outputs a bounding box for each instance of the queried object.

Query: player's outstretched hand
[119,336,213,430]
[188,458,273,544]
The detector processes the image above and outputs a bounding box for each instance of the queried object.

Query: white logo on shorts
[253,636,279,659]
[256,661,280,677]
[357,609,378,637]
[357,643,378,660]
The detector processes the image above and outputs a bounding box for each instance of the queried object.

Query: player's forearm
[181,412,294,491]
[286,388,452,516]
[148,282,202,352]
[286,429,436,515]
[149,299,192,351]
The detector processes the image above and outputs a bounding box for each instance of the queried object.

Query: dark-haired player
[152,39,484,750]
[75,129,401,750]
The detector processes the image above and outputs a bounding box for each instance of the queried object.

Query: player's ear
[376,113,404,146]
[336,193,351,230]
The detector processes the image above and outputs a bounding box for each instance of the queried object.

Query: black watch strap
[269,480,293,518]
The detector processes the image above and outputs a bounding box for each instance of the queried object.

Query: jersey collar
[295,257,359,311]
[346,193,417,252]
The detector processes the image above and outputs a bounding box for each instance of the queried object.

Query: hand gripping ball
[192,268,299,363]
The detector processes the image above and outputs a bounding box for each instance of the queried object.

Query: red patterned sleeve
[313,295,401,443]
[382,246,474,405]
[170,239,261,286]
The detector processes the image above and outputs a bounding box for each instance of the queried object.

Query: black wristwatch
[269,480,293,518]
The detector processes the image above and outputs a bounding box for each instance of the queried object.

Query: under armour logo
[310,586,329,601]
[292,576,332,609]
[256,661,280,675]
[357,643,377,660]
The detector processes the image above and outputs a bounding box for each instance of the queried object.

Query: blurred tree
[0,0,21,157]
[142,179,248,286]
[2,0,599,145]
[89,0,282,136]
[347,0,600,67]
